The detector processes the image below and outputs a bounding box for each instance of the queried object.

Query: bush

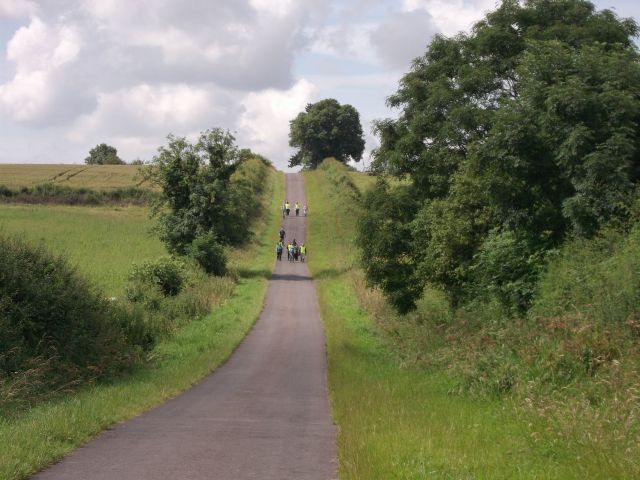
[0,235,135,403]
[531,225,640,326]
[125,257,185,300]
[187,233,227,276]
[470,229,548,314]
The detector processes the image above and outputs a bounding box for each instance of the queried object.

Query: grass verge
[305,160,610,479]
[0,168,284,480]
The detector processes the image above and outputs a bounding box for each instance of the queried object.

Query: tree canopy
[84,143,125,165]
[358,0,640,313]
[143,129,244,272]
[289,98,365,169]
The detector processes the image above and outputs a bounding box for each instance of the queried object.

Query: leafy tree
[360,0,640,312]
[289,98,365,169]
[357,179,421,312]
[143,129,245,265]
[85,143,125,165]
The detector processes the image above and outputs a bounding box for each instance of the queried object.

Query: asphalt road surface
[34,173,336,480]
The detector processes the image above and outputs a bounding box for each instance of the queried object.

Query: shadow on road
[236,266,351,282]
[270,272,311,282]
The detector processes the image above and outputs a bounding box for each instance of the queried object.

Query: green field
[0,205,164,295]
[0,164,146,190]
[305,160,622,479]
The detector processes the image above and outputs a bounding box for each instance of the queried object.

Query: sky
[1,0,639,171]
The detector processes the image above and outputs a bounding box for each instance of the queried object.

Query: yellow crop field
[0,164,148,190]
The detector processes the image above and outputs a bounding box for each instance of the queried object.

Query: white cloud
[0,0,317,131]
[307,22,379,64]
[0,0,37,18]
[370,10,437,69]
[0,71,48,122]
[0,17,81,123]
[71,83,238,141]
[403,0,498,36]
[7,17,80,72]
[0,0,508,167]
[238,78,318,169]
[77,0,310,90]
[250,0,295,18]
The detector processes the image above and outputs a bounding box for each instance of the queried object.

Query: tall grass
[306,159,639,478]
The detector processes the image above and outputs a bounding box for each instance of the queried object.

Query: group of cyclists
[277,200,308,262]
[282,200,307,218]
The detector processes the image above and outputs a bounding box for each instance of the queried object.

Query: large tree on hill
[358,0,640,313]
[288,98,365,169]
[84,143,125,165]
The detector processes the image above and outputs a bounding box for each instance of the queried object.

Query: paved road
[34,173,336,480]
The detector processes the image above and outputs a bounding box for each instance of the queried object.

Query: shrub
[126,257,185,300]
[470,229,548,314]
[0,235,135,404]
[187,233,227,276]
[113,302,163,353]
[531,225,640,326]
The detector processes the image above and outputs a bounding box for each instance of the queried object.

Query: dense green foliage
[187,233,227,276]
[125,257,186,298]
[360,0,640,312]
[0,233,214,411]
[84,143,124,165]
[144,129,250,268]
[289,98,365,169]
[0,236,139,404]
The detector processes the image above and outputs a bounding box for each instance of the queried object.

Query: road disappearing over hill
[34,173,336,480]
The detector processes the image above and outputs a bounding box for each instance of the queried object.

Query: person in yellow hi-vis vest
[299,243,307,262]
[295,202,300,216]
[285,201,290,216]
